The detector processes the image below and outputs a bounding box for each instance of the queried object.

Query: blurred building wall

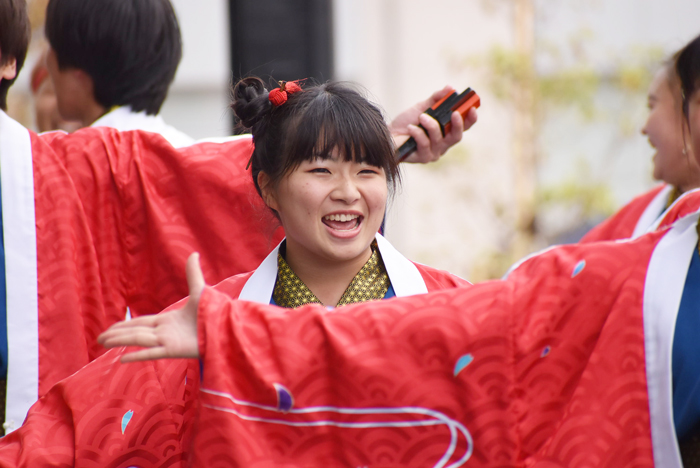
[160,0,232,139]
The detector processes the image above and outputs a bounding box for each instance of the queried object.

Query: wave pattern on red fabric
[194,233,662,467]
[30,129,283,396]
[0,349,198,468]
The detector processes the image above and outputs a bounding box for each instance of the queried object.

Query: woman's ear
[0,57,17,81]
[257,172,280,211]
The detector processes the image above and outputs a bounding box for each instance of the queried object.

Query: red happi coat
[581,183,671,242]
[0,239,467,467]
[0,111,282,431]
[191,215,700,467]
[653,188,700,231]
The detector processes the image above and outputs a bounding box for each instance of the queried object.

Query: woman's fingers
[98,318,154,345]
[419,113,445,150]
[464,107,478,130]
[440,111,465,149]
[107,314,158,331]
[100,326,161,348]
[120,347,169,363]
[426,85,454,107]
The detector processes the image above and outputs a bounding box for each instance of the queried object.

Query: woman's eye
[310,168,331,174]
[359,168,380,175]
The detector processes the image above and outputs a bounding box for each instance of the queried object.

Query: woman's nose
[331,176,361,203]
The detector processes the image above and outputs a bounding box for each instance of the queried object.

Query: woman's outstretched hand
[389,85,478,164]
[98,253,205,362]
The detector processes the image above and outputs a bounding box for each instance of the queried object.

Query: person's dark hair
[662,54,682,108]
[0,0,30,111]
[45,0,182,115]
[676,33,700,120]
[231,77,401,212]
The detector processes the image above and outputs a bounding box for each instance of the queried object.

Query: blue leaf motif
[121,410,134,434]
[572,260,586,278]
[454,354,474,377]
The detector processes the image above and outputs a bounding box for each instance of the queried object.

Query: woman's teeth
[324,214,359,222]
[322,214,361,231]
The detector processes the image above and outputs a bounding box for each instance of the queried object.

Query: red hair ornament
[268,80,302,106]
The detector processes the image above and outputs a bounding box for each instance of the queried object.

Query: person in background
[29,47,81,133]
[0,0,27,112]
[44,0,195,147]
[581,56,700,242]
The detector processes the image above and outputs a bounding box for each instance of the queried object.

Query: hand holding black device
[396,87,481,161]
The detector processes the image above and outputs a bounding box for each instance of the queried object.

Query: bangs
[278,83,400,186]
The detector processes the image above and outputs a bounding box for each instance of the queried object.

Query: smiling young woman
[0,77,471,467]
[224,77,469,310]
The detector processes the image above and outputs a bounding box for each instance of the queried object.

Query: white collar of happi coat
[238,233,428,304]
[643,210,700,468]
[631,184,675,239]
[91,106,195,148]
[0,111,39,433]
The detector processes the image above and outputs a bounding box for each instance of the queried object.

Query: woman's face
[642,68,694,187]
[262,152,388,267]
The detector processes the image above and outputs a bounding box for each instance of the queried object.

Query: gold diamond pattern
[273,242,391,308]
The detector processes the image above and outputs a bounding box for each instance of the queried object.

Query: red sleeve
[504,235,657,462]
[580,185,666,242]
[0,272,254,467]
[195,281,516,466]
[192,234,661,467]
[414,262,472,290]
[41,129,283,318]
[0,389,74,467]
[656,189,700,231]
[0,349,199,468]
[30,132,116,392]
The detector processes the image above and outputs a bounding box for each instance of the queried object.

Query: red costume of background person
[580,184,670,242]
[0,111,282,430]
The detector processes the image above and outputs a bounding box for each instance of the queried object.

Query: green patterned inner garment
[272,241,391,308]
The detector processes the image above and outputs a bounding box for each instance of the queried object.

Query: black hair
[45,0,182,115]
[676,33,700,120]
[231,77,401,209]
[661,54,682,106]
[0,0,30,111]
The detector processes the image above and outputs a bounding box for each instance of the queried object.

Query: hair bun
[231,77,272,130]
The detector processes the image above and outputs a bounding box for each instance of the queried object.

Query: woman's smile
[322,212,364,235]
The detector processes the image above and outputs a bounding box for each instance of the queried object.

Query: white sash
[643,211,699,468]
[0,111,39,432]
